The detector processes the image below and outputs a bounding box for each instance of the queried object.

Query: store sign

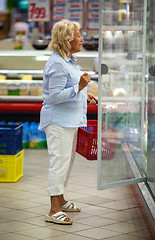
[52,0,84,29]
[87,0,99,30]
[28,0,50,22]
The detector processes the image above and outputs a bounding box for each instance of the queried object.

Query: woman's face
[69,29,83,55]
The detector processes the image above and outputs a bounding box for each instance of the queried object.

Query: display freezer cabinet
[97,0,155,218]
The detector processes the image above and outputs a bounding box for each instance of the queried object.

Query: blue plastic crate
[0,124,23,155]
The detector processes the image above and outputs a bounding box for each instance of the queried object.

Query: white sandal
[61,201,81,212]
[45,211,72,225]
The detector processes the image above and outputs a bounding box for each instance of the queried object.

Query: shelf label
[28,0,50,22]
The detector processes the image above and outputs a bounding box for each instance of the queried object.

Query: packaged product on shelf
[128,31,142,53]
[23,122,29,148]
[102,74,110,96]
[30,82,42,96]
[0,81,8,95]
[29,122,38,148]
[103,31,113,53]
[19,82,29,96]
[8,82,20,96]
[87,80,98,97]
[29,122,46,149]
[21,75,32,80]
[37,130,47,148]
[103,1,115,25]
[0,75,6,80]
[113,31,124,53]
[14,30,28,50]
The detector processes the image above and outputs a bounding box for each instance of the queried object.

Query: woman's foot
[48,195,72,224]
[58,195,81,212]
[45,211,72,225]
[61,201,81,212]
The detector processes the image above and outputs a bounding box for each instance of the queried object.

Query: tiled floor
[0,149,153,240]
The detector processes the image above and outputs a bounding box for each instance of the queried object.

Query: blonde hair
[49,19,80,59]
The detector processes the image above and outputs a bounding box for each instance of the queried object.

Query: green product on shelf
[8,89,20,96]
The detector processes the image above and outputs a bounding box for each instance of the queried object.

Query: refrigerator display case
[97,0,154,228]
[0,50,98,121]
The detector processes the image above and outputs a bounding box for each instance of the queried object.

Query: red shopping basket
[76,120,118,161]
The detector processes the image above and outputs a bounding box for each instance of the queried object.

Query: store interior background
[0,0,155,239]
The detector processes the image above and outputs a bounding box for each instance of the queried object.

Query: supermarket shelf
[0,50,98,58]
[0,102,42,113]
[0,69,43,74]
[0,69,96,76]
[0,96,43,102]
[0,99,98,114]
[0,96,142,103]
[102,25,143,31]
[102,96,141,102]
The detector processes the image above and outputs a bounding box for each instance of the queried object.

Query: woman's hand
[87,92,98,105]
[78,72,91,92]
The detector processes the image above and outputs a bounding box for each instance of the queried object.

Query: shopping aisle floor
[0,149,153,240]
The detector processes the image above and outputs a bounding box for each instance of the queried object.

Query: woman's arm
[48,62,79,104]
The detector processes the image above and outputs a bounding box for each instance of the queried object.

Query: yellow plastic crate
[0,150,24,182]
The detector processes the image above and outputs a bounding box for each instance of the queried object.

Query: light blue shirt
[39,51,87,130]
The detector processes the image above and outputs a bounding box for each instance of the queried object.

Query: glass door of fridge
[97,0,148,189]
[145,0,155,196]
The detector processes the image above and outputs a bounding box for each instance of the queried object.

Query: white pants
[44,124,78,196]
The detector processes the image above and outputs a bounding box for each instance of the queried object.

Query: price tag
[28,0,50,22]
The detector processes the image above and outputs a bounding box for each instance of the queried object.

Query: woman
[39,19,97,225]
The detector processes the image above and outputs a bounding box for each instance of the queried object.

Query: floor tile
[125,217,148,228]
[0,209,40,221]
[112,186,134,195]
[0,196,13,204]
[124,208,144,218]
[99,199,139,210]
[20,216,52,227]
[0,188,21,195]
[103,210,141,221]
[0,221,38,233]
[65,191,89,200]
[81,205,116,216]
[0,206,12,213]
[67,211,91,221]
[102,221,147,234]
[0,230,6,236]
[45,234,95,240]
[129,229,153,239]
[75,227,122,239]
[97,190,135,201]
[0,218,10,223]
[101,234,145,240]
[65,183,88,192]
[25,186,47,195]
[2,191,42,201]
[75,195,113,205]
[28,195,50,204]
[23,204,49,215]
[0,233,36,240]
[47,222,93,233]
[17,226,65,239]
[75,215,118,228]
[0,199,41,210]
